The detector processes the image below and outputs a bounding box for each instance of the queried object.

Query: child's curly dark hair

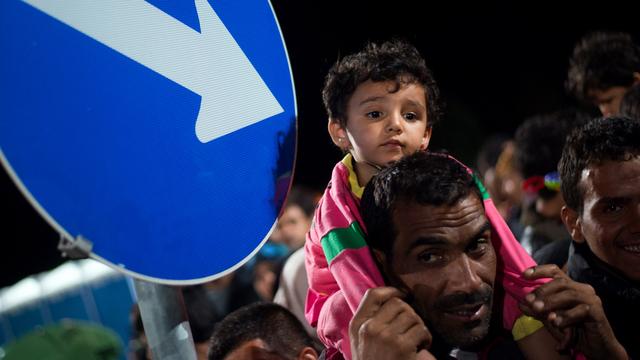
[322,39,443,128]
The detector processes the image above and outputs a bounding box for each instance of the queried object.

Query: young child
[304,40,551,359]
[566,31,640,117]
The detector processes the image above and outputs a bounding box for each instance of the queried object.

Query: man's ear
[633,71,640,85]
[561,205,585,243]
[328,119,350,150]
[297,346,319,360]
[420,125,433,151]
[372,249,389,272]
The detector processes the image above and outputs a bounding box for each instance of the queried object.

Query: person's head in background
[252,253,285,301]
[515,109,588,225]
[254,187,317,301]
[476,134,513,219]
[494,140,524,220]
[130,285,221,360]
[182,285,223,359]
[620,84,640,120]
[567,31,640,117]
[559,116,640,282]
[208,302,319,360]
[274,187,318,250]
[323,39,443,186]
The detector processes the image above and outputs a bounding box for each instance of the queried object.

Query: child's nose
[386,112,403,132]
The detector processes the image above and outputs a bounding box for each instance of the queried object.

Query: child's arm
[305,213,384,359]
[315,289,352,359]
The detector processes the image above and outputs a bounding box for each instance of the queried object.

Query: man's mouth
[620,242,640,254]
[443,303,486,322]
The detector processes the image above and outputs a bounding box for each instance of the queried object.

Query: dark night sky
[1,1,638,287]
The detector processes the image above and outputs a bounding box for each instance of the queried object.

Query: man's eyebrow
[472,221,492,240]
[595,196,628,206]
[406,236,448,255]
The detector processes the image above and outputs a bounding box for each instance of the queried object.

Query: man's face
[378,194,497,349]
[535,191,565,222]
[278,204,311,249]
[587,86,629,117]
[573,157,640,281]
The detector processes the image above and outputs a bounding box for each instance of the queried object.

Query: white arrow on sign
[23,0,284,143]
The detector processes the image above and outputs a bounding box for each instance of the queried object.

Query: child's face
[587,85,629,117]
[330,80,432,169]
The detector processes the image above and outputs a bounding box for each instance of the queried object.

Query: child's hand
[349,287,434,360]
[520,265,628,360]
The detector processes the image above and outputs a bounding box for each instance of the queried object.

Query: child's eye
[366,111,383,119]
[404,112,417,121]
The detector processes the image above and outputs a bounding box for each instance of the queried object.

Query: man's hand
[520,265,628,360]
[349,287,434,360]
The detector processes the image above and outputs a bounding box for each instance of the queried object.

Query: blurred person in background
[130,285,221,360]
[495,141,526,238]
[514,109,588,266]
[274,188,320,343]
[620,83,640,120]
[567,31,640,117]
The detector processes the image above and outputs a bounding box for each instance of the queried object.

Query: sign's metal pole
[133,280,197,360]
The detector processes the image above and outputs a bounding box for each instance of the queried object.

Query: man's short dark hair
[515,109,589,179]
[361,152,481,259]
[208,302,317,360]
[322,39,443,128]
[559,117,640,213]
[566,31,640,102]
[620,84,640,120]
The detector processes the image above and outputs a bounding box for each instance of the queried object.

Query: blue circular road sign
[0,0,296,283]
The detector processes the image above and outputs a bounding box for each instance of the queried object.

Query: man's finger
[374,296,416,327]
[553,304,592,328]
[350,287,405,335]
[525,280,598,319]
[416,349,436,360]
[525,277,572,308]
[404,321,432,351]
[518,301,535,317]
[387,308,423,335]
[523,264,566,280]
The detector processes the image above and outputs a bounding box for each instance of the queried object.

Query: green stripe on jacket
[321,222,367,264]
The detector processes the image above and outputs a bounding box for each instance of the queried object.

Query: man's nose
[447,255,484,293]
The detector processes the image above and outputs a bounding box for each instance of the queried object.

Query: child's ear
[561,206,584,243]
[328,119,350,150]
[420,126,433,151]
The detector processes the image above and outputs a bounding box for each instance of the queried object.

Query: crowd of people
[133,31,639,360]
